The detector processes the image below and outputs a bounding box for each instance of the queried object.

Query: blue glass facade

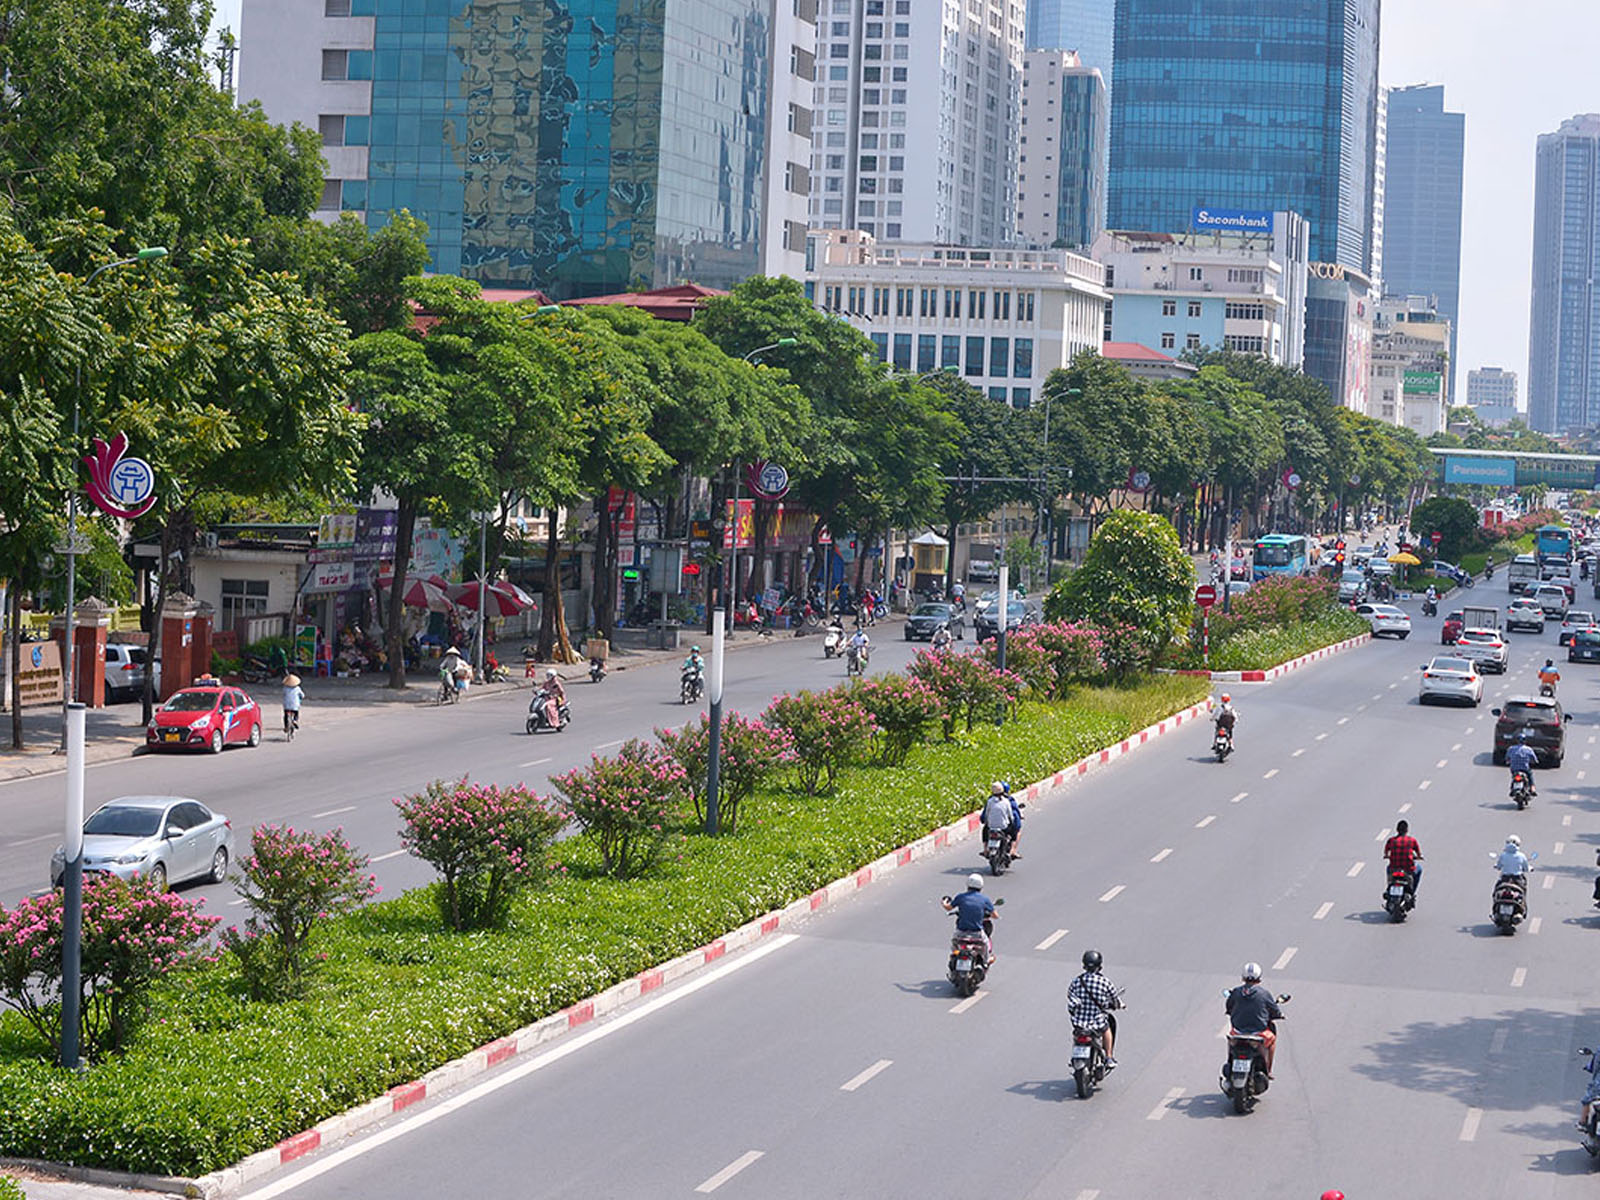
[358,0,770,297]
[1025,0,1114,78]
[1107,0,1380,274]
[1055,69,1107,248]
[1528,115,1600,433]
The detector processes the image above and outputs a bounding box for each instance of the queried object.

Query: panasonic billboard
[1441,456,1516,487]
[1191,207,1275,234]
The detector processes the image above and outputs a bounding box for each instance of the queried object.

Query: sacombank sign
[1192,207,1275,233]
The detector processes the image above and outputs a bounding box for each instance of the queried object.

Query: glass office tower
[1107,0,1381,274]
[1528,115,1600,433]
[1025,0,1113,77]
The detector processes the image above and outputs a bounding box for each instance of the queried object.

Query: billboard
[1442,456,1516,486]
[1403,371,1442,395]
[1191,207,1274,233]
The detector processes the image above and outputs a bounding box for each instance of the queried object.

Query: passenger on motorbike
[1002,781,1023,857]
[1383,819,1424,898]
[1067,949,1123,1069]
[942,874,997,962]
[981,782,1012,849]
[1580,1046,1600,1129]
[1225,962,1283,1077]
[1495,834,1531,883]
[1507,732,1538,797]
[541,668,567,726]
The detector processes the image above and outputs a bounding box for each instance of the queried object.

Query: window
[321,49,349,81]
[784,162,810,194]
[1011,387,1031,409]
[896,287,913,317]
[989,387,1008,402]
[1225,301,1266,321]
[944,288,961,319]
[1189,267,1203,281]
[787,104,813,138]
[1161,299,1176,317]
[1226,268,1262,284]
[1224,335,1266,354]
[920,287,936,317]
[871,286,890,317]
[324,0,350,14]
[1160,332,1176,350]
[1013,338,1033,378]
[893,333,912,371]
[1018,291,1035,322]
[941,335,961,370]
[968,289,985,320]
[220,579,269,630]
[1188,301,1202,319]
[1186,332,1202,349]
[994,291,1010,321]
[870,333,888,361]
[917,335,936,373]
[989,337,1008,377]
[318,179,343,211]
[965,336,985,377]
[318,114,346,146]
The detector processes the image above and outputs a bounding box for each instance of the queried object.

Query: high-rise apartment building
[1107,0,1381,275]
[1017,50,1107,251]
[1529,114,1600,433]
[238,0,814,297]
[1024,0,1113,76]
[1382,85,1465,399]
[807,0,1024,246]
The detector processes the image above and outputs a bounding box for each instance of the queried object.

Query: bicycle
[283,708,300,742]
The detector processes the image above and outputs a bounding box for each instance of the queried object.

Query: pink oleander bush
[979,619,1105,698]
[850,673,944,765]
[763,688,877,794]
[552,739,688,877]
[908,648,1024,736]
[656,714,795,832]
[396,778,567,930]
[0,875,218,1059]
[223,824,378,998]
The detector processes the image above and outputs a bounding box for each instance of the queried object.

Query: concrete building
[1025,0,1113,77]
[1017,50,1107,252]
[1303,263,1375,414]
[1467,367,1520,427]
[1099,341,1197,383]
[1369,295,1451,437]
[1090,211,1310,368]
[1107,0,1381,276]
[807,229,1108,408]
[1382,85,1465,399]
[807,0,1023,247]
[1529,114,1600,433]
[238,0,813,297]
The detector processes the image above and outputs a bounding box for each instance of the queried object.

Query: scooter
[525,687,570,733]
[1421,596,1437,617]
[1578,1047,1600,1160]
[1212,722,1234,763]
[846,642,869,677]
[1071,995,1125,1099]
[1539,680,1557,699]
[822,624,845,658]
[1220,993,1290,1114]
[1510,770,1533,810]
[984,810,1024,876]
[681,666,705,705]
[1383,867,1416,922]
[1490,857,1537,933]
[588,657,606,683]
[943,898,1002,998]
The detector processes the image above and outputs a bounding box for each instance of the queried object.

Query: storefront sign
[722,499,756,550]
[1403,371,1442,395]
[305,561,355,593]
[11,638,63,706]
[84,432,156,520]
[408,522,463,581]
[317,512,357,553]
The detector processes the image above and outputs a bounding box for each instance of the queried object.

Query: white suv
[1534,583,1570,618]
[1455,628,1509,674]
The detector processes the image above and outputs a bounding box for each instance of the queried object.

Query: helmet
[966,873,984,891]
[545,668,558,680]
[1242,961,1262,982]
[1507,834,1521,847]
[1220,693,1232,703]
[1546,658,1554,667]
[1322,1192,1346,1200]
[1001,781,1012,794]
[692,645,702,653]
[1082,949,1103,971]
[990,781,1005,795]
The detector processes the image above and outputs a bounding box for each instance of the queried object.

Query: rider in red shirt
[1383,819,1423,898]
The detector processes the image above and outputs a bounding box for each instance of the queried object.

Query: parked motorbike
[943,897,1002,997]
[1220,993,1290,1114]
[822,624,845,659]
[1510,770,1533,810]
[681,666,705,705]
[1383,867,1416,922]
[588,657,606,684]
[1212,722,1234,763]
[1578,1048,1600,1160]
[525,687,570,734]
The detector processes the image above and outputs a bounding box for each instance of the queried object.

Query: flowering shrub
[908,648,1024,735]
[552,739,687,877]
[0,875,218,1059]
[1091,620,1155,681]
[396,778,567,930]
[656,714,794,832]
[0,1175,20,1200]
[763,688,876,794]
[850,673,943,765]
[981,620,1104,698]
[225,824,378,998]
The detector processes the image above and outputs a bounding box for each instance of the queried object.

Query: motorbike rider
[1067,949,1123,1070]
[1539,659,1561,695]
[1383,819,1423,899]
[981,782,1013,852]
[541,668,567,727]
[1214,693,1238,746]
[1495,834,1531,883]
[1506,730,1539,797]
[1002,781,1023,857]
[1581,1047,1600,1129]
[1424,584,1438,613]
[942,874,997,962]
[1225,962,1284,1078]
[682,644,706,682]
[848,626,871,667]
[931,623,953,653]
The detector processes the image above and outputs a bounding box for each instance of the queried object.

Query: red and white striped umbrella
[380,572,453,610]
[448,580,534,617]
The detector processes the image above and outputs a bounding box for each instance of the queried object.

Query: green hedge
[1196,612,1370,671]
[0,676,1209,1177]
[0,1176,20,1200]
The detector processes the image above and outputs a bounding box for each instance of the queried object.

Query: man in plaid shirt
[1067,949,1123,1069]
[1384,819,1424,898]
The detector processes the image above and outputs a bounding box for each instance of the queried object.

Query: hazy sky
[215,0,1591,405]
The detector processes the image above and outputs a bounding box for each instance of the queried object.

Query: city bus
[1536,524,1573,562]
[1252,533,1310,580]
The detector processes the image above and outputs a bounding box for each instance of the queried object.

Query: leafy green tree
[252,211,432,336]
[1409,497,1480,560]
[1045,511,1197,653]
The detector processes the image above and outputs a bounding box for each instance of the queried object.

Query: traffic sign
[1430,531,1442,545]
[1194,584,1218,608]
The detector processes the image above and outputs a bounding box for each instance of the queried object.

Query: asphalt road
[0,622,937,908]
[234,572,1600,1199]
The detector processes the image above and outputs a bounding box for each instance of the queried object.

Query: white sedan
[1419,655,1484,706]
[1355,603,1411,639]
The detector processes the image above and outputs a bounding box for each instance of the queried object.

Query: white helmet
[966,873,984,890]
[1506,834,1521,847]
[546,668,558,681]
[1242,961,1263,982]
[990,781,1005,795]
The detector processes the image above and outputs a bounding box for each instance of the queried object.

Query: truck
[1461,604,1501,633]
[1508,554,1542,596]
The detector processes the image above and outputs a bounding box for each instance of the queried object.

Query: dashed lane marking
[1511,967,1528,988]
[1099,885,1126,903]
[1292,748,1306,757]
[1195,815,1217,828]
[1337,717,1350,725]
[1460,1108,1483,1142]
[1151,848,1174,863]
[1347,862,1365,878]
[1543,874,1556,890]
[228,898,246,907]
[1388,683,1399,690]
[1587,752,1593,762]
[1263,769,1279,780]
[1530,917,1543,935]
[1313,902,1334,920]
[1555,842,1566,855]
[839,1059,893,1092]
[1371,694,1383,702]
[1075,1192,1101,1200]
[1418,780,1432,791]
[1436,759,1449,769]
[949,991,989,1015]
[1398,802,1413,814]
[518,756,553,768]
[1489,1027,1509,1055]
[1035,929,1069,952]
[1316,733,1329,741]
[1146,1088,1185,1121]
[1272,947,1298,971]
[696,1151,765,1194]
[1230,792,1248,804]
[1565,814,1574,827]
[1451,743,1463,751]
[370,849,406,863]
[1376,827,1392,842]
[312,805,357,818]
[1580,771,1588,781]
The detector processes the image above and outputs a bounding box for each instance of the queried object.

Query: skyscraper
[1382,85,1464,399]
[1017,50,1107,250]
[1025,0,1113,77]
[1107,0,1381,274]
[808,0,1023,246]
[1529,114,1600,434]
[238,0,814,297]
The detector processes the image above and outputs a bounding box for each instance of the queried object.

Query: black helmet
[1082,949,1103,971]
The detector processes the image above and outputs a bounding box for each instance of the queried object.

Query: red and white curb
[134,700,1210,1198]
[1172,632,1371,683]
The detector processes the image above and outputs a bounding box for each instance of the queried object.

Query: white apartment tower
[809,0,1024,246]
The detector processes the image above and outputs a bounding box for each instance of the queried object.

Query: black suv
[1572,630,1600,664]
[1492,697,1572,766]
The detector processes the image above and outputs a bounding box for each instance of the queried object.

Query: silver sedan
[50,795,234,891]
[1418,656,1484,706]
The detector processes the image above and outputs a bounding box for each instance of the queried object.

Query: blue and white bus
[1252,533,1310,581]
[1536,524,1572,562]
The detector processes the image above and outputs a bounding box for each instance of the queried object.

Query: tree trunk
[744,499,774,603]
[9,583,22,750]
[141,520,172,725]
[591,491,615,641]
[385,495,417,690]
[538,518,579,663]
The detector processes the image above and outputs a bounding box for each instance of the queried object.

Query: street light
[727,338,796,620]
[742,337,797,363]
[1039,387,1080,587]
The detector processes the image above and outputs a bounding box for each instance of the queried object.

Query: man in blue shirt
[1506,731,1538,797]
[943,874,997,961]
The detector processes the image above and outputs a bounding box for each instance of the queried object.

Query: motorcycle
[1484,563,1496,581]
[1490,856,1537,933]
[944,897,1002,997]
[1578,1047,1600,1160]
[1510,770,1533,809]
[822,625,845,659]
[1461,573,1476,589]
[1212,722,1234,763]
[1220,993,1290,1114]
[1071,996,1125,1099]
[681,666,705,705]
[1539,680,1557,699]
[588,657,606,684]
[983,806,1024,875]
[1383,867,1416,922]
[1421,596,1437,617]
[525,687,570,733]
[846,643,868,677]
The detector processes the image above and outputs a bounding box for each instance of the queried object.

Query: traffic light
[682,562,701,577]
[1334,551,1345,566]
[1335,539,1346,551]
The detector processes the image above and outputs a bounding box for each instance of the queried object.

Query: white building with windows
[807,228,1107,407]
[1089,212,1310,368]
[809,0,1024,246]
[1368,295,1451,436]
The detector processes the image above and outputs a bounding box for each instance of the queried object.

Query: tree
[1409,497,1479,560]
[252,211,432,336]
[1045,510,1196,654]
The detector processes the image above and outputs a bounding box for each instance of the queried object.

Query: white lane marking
[1146,1087,1185,1121]
[1098,885,1126,903]
[235,936,799,1200]
[1398,802,1413,814]
[1356,704,1367,713]
[1460,1108,1484,1142]
[1315,733,1329,741]
[696,1151,765,1194]
[1150,848,1173,863]
[1272,947,1298,971]
[1465,726,1477,736]
[1313,901,1334,920]
[1489,1027,1509,1055]
[839,1059,893,1092]
[228,898,247,907]
[1590,735,1597,745]
[1371,694,1383,701]
[1580,771,1589,781]
[1387,683,1398,690]
[518,756,553,768]
[950,991,989,1015]
[1511,967,1527,988]
[1337,717,1350,725]
[5,833,56,847]
[1263,769,1279,780]
[594,739,625,751]
[1347,861,1365,877]
[1075,1192,1100,1200]
[312,805,357,819]
[1451,743,1463,752]
[1230,791,1248,804]
[1291,748,1305,758]
[370,849,406,863]
[1565,814,1574,827]
[1554,842,1566,855]
[1530,917,1543,935]
[1436,759,1449,769]
[1587,752,1593,762]
[1035,928,1069,952]
[1418,780,1432,791]
[1543,874,1556,890]
[1195,815,1217,828]
[1376,827,1392,842]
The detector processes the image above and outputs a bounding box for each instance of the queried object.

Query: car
[1505,599,1546,634]
[1229,557,1249,581]
[1491,697,1571,766]
[1570,629,1600,663]
[1226,580,1251,598]
[102,644,157,703]
[1431,560,1469,586]
[966,557,998,583]
[1337,570,1367,604]
[974,598,1039,642]
[1418,656,1483,706]
[904,602,964,641]
[1455,627,1510,673]
[1353,603,1410,639]
[1533,583,1570,617]
[1560,611,1598,646]
[145,685,263,753]
[1440,609,1465,644]
[49,795,233,891]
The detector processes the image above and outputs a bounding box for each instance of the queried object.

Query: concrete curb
[1167,632,1372,683]
[55,692,1215,1199]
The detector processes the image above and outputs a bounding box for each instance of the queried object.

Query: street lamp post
[1040,387,1080,588]
[729,339,796,618]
